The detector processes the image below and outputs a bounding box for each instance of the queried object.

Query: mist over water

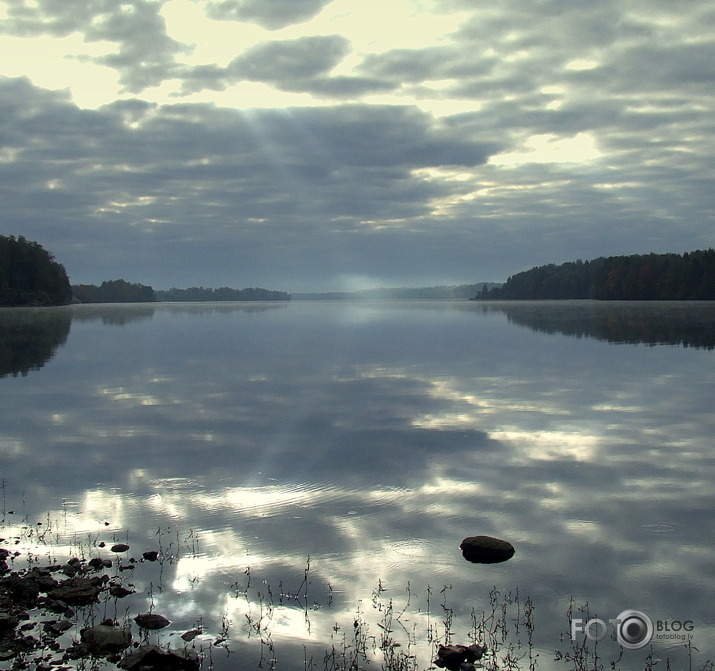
[1,301,714,670]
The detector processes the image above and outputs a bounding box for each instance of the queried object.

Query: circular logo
[615,609,653,649]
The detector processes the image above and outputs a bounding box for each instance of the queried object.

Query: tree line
[476,250,715,300]
[0,235,72,306]
[72,280,157,303]
[155,287,290,301]
[1,234,293,306]
[73,283,292,303]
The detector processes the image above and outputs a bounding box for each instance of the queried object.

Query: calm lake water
[1,300,714,670]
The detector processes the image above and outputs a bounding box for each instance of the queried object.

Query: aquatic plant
[1,501,712,671]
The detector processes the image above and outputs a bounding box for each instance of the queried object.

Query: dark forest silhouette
[475,249,715,300]
[73,279,156,303]
[0,235,72,306]
[156,287,290,301]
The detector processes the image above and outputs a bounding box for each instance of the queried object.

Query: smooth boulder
[134,613,171,630]
[460,536,515,564]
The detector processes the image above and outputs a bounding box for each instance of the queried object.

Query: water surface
[1,301,713,669]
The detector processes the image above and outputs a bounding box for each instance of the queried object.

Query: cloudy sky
[1,0,713,291]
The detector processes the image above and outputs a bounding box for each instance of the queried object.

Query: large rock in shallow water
[119,645,199,671]
[460,536,515,564]
[49,576,104,605]
[81,624,132,655]
[134,613,171,630]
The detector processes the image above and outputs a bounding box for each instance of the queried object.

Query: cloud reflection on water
[1,301,714,668]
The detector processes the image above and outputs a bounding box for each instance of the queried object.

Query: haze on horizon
[1,0,713,292]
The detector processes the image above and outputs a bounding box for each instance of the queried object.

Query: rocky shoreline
[0,533,519,669]
[0,545,202,670]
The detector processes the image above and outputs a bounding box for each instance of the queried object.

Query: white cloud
[162,0,266,65]
[490,132,603,167]
[0,33,121,107]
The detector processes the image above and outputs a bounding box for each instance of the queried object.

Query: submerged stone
[460,536,515,564]
[50,576,105,605]
[80,624,132,655]
[134,613,170,630]
[44,619,73,635]
[87,557,112,570]
[119,645,199,671]
[109,584,134,598]
[181,628,202,642]
[0,611,19,632]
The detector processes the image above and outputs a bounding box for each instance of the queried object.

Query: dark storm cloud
[298,74,395,98]
[175,35,396,98]
[360,0,715,117]
[203,0,334,30]
[230,35,350,81]
[1,0,713,289]
[359,46,476,84]
[0,76,500,287]
[351,1,715,264]
[0,76,497,174]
